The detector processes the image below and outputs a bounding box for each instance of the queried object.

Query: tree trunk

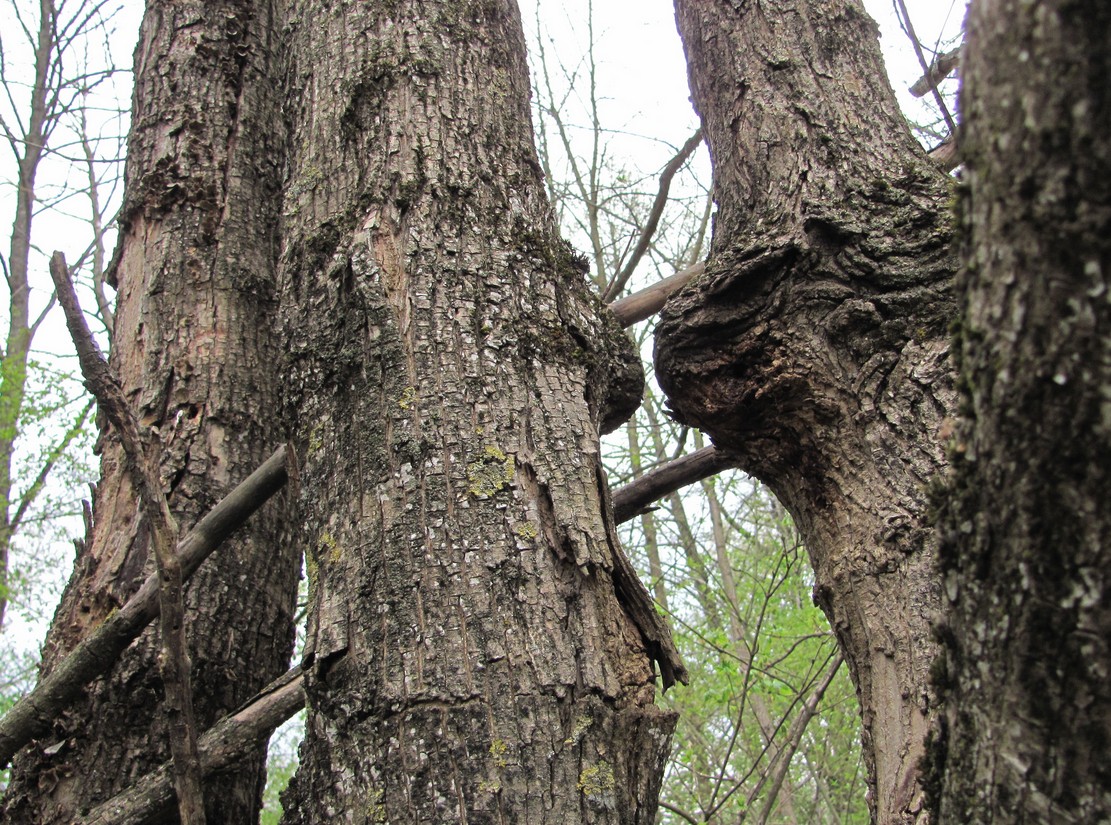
[930,1,1111,821]
[275,1,683,822]
[655,2,956,822]
[2,1,299,821]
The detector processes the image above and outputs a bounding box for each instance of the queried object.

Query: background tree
[1,0,301,820]
[0,0,124,632]
[931,1,1111,821]
[656,1,956,822]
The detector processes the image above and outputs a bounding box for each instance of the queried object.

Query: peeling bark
[656,2,957,822]
[930,1,1111,821]
[2,2,299,822]
[276,0,682,822]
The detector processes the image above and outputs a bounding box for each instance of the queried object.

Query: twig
[753,653,844,824]
[49,251,206,824]
[80,666,306,825]
[0,445,289,768]
[612,445,734,524]
[602,128,704,302]
[608,262,704,328]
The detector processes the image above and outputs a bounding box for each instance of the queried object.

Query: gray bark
[656,1,957,821]
[929,1,1111,821]
[276,0,683,822]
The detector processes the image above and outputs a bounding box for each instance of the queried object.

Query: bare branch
[909,46,961,98]
[608,262,704,328]
[603,128,704,301]
[80,666,306,825]
[612,444,734,525]
[894,0,958,136]
[48,250,206,824]
[929,138,960,172]
[0,443,289,768]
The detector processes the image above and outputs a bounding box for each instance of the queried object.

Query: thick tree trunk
[276,1,683,822]
[2,1,299,822]
[930,1,1111,821]
[655,2,956,822]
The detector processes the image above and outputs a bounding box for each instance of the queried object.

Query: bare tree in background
[0,0,126,630]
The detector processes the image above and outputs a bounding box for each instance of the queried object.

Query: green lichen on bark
[466,445,515,497]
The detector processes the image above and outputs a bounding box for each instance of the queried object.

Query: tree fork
[657,1,957,821]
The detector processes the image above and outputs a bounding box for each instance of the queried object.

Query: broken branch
[612,445,734,524]
[609,262,704,328]
[0,444,288,768]
[80,666,305,825]
[50,251,205,824]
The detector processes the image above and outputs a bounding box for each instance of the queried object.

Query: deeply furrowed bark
[930,1,1111,821]
[276,1,683,821]
[656,2,957,822]
[2,1,299,822]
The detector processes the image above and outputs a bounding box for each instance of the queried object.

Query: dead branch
[602,128,704,302]
[909,47,961,98]
[929,139,960,172]
[0,444,288,768]
[80,666,306,825]
[608,262,704,328]
[612,445,734,524]
[895,1,957,136]
[49,250,205,823]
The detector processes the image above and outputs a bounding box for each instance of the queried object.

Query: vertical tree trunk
[2,1,299,822]
[276,0,683,821]
[931,1,1111,821]
[655,2,956,822]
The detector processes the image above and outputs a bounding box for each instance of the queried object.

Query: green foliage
[261,711,306,824]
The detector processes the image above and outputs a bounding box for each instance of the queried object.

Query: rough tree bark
[2,1,300,822]
[930,1,1111,821]
[655,2,956,822]
[275,0,684,821]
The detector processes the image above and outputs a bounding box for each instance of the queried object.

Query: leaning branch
[612,445,734,524]
[602,128,704,302]
[0,444,288,768]
[50,251,205,823]
[80,666,306,825]
[609,262,704,328]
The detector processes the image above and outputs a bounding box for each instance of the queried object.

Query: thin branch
[753,654,844,825]
[602,128,704,301]
[612,445,733,525]
[894,0,958,136]
[48,250,206,824]
[0,443,289,768]
[608,262,704,328]
[8,397,93,535]
[80,666,306,825]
